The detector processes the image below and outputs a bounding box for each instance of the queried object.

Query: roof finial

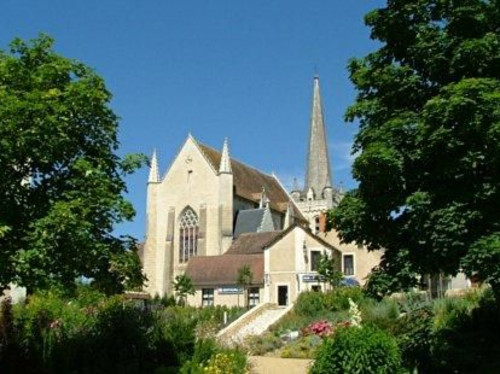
[148,149,160,183]
[259,186,269,208]
[219,137,232,174]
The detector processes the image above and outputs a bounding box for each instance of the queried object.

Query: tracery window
[179,207,199,263]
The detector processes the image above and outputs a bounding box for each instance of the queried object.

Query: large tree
[329,0,500,298]
[0,35,147,294]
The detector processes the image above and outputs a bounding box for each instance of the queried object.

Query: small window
[312,285,321,292]
[310,251,321,272]
[202,288,214,306]
[343,254,354,276]
[314,216,320,234]
[248,287,260,307]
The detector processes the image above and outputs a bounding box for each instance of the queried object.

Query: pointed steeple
[304,75,332,198]
[148,149,160,183]
[219,137,232,174]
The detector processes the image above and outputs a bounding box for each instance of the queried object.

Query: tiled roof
[225,231,283,255]
[185,254,264,286]
[197,142,306,222]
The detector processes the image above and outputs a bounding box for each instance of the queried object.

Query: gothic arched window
[179,207,199,263]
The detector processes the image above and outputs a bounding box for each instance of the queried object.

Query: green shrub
[430,289,500,373]
[323,287,365,311]
[393,303,434,373]
[203,351,247,374]
[280,335,321,359]
[244,332,283,355]
[1,288,248,373]
[310,326,402,374]
[360,297,400,331]
[294,291,326,317]
[191,338,219,366]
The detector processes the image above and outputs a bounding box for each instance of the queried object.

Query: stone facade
[142,75,384,300]
[143,136,235,295]
[142,135,307,297]
[184,225,341,308]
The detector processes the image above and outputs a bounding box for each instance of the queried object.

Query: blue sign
[218,287,243,294]
[302,274,325,283]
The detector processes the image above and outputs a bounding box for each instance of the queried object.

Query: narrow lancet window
[179,208,199,263]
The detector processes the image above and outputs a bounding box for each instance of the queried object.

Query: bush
[0,287,251,373]
[280,335,322,359]
[360,297,400,331]
[203,351,247,374]
[244,333,283,356]
[310,326,402,374]
[430,289,500,373]
[302,320,333,337]
[323,287,365,311]
[393,303,434,373]
[294,291,326,317]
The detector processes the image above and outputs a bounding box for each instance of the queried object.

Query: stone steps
[218,303,293,346]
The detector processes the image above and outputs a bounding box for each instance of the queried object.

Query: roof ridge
[198,141,276,179]
[190,138,219,175]
[237,230,282,237]
[271,173,307,221]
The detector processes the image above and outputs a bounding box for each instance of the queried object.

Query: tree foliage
[0,35,147,294]
[317,253,343,288]
[173,274,195,306]
[236,264,253,308]
[329,0,500,297]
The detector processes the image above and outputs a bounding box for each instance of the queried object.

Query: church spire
[219,137,232,174]
[304,75,332,198]
[148,149,160,183]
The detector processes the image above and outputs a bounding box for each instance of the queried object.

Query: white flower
[348,298,362,328]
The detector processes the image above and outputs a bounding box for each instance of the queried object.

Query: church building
[141,76,381,306]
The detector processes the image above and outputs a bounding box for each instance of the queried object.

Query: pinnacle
[148,149,160,183]
[219,137,232,174]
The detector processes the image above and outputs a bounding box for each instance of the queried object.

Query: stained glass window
[179,208,198,263]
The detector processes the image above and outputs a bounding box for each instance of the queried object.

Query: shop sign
[218,286,243,294]
[302,274,325,283]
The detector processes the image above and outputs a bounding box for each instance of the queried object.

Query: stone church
[141,76,382,306]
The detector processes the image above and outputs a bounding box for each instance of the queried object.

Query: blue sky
[2,1,385,240]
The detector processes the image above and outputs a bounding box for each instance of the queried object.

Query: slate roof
[233,208,276,237]
[234,209,265,237]
[185,254,264,286]
[225,231,283,255]
[197,141,307,223]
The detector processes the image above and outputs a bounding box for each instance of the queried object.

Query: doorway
[277,285,288,306]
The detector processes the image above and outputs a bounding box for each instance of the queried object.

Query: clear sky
[2,1,385,240]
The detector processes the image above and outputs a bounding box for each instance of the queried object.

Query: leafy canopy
[317,253,343,288]
[236,264,253,289]
[174,274,195,306]
[236,264,254,308]
[0,35,147,294]
[329,0,500,297]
